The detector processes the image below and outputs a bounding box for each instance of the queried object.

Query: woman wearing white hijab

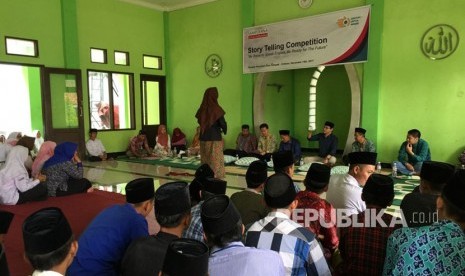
[5,132,22,146]
[32,130,44,154]
[0,145,47,205]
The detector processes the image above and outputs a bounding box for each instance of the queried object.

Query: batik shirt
[383,220,465,275]
[351,139,376,153]
[236,134,258,153]
[245,211,331,276]
[258,134,277,154]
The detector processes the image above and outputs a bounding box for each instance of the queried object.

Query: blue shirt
[307,133,338,157]
[397,138,431,165]
[383,220,465,275]
[68,203,149,276]
[278,137,302,162]
[209,241,285,276]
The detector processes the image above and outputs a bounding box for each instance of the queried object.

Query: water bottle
[235,154,239,161]
[392,162,397,177]
[173,148,177,158]
[300,157,304,166]
[376,162,382,174]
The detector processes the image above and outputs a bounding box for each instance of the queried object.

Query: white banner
[243,5,370,73]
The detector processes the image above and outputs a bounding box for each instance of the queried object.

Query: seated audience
[32,130,44,155]
[0,142,12,170]
[231,160,270,227]
[0,133,5,144]
[342,127,376,164]
[0,145,47,205]
[7,131,22,142]
[326,152,377,216]
[188,126,201,156]
[183,177,227,242]
[171,127,187,152]
[23,207,78,276]
[394,128,431,175]
[126,130,154,158]
[235,124,258,157]
[294,163,338,257]
[86,128,109,161]
[154,124,171,156]
[351,127,376,153]
[0,211,14,276]
[31,141,56,178]
[306,121,338,165]
[122,181,192,275]
[278,130,301,164]
[160,238,209,276]
[16,135,35,170]
[400,161,455,227]
[383,170,465,275]
[272,150,300,192]
[189,164,215,207]
[339,174,398,275]
[43,142,92,197]
[257,123,277,161]
[202,195,285,276]
[245,173,331,275]
[68,178,155,275]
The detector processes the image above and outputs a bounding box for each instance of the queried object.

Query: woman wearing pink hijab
[31,141,57,178]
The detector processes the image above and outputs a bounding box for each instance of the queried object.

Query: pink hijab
[31,141,56,178]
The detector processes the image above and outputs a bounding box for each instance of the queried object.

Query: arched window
[308,66,325,130]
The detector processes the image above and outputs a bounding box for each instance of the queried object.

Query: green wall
[27,67,43,135]
[167,0,243,148]
[2,0,465,164]
[74,0,165,152]
[376,0,465,163]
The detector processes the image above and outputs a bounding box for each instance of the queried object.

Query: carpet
[386,175,420,216]
[0,190,158,276]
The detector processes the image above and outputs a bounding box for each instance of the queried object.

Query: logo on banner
[337,16,350,28]
[421,24,459,60]
[247,28,268,40]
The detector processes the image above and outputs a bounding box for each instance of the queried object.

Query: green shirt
[397,138,431,165]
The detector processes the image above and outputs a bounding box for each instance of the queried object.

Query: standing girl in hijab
[0,146,47,205]
[32,130,44,155]
[171,127,187,152]
[154,124,171,156]
[43,142,92,197]
[31,141,56,178]
[195,87,227,178]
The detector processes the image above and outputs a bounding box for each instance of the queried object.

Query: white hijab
[32,130,44,152]
[0,145,29,185]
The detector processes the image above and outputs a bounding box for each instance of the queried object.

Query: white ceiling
[120,0,218,11]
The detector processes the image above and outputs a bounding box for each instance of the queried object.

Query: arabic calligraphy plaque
[421,24,459,60]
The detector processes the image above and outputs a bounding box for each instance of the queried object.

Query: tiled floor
[83,160,415,218]
[83,160,307,198]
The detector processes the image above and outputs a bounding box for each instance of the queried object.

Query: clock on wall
[298,0,313,9]
[205,54,223,78]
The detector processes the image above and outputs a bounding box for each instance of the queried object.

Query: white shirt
[32,270,63,276]
[0,146,40,205]
[86,139,106,157]
[325,173,366,216]
[209,241,285,276]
